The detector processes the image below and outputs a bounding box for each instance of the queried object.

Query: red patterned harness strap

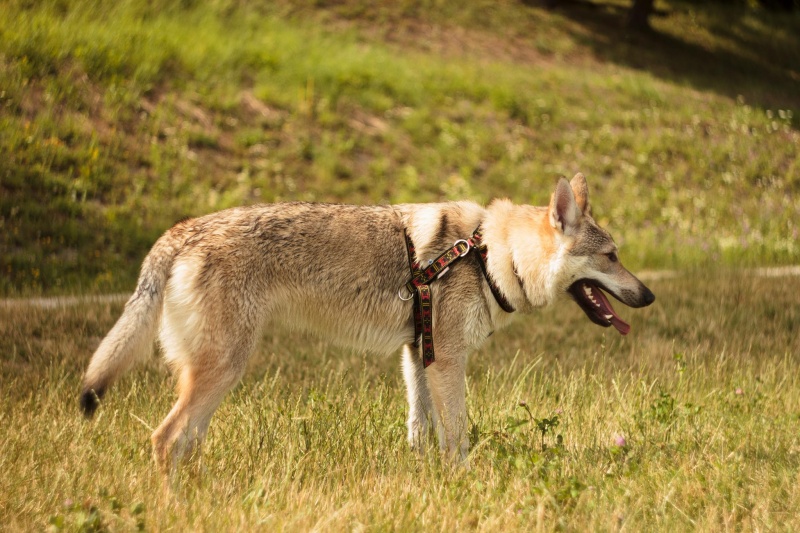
[402,231,431,365]
[401,226,515,367]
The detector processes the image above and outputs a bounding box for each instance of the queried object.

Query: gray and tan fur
[81,173,654,471]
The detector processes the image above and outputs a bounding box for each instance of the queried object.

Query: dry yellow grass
[2,269,799,531]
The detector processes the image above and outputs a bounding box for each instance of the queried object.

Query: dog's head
[548,173,655,335]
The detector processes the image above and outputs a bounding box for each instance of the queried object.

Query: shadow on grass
[542,0,800,125]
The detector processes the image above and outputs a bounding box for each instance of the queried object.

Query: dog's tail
[80,222,188,418]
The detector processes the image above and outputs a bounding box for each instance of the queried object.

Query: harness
[399,226,515,367]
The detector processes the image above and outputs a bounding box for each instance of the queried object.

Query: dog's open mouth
[568,280,630,335]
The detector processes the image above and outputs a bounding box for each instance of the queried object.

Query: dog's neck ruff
[401,226,515,367]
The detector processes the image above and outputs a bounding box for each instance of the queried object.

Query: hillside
[1,0,799,294]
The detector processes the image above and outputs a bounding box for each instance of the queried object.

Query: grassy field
[2,0,800,531]
[1,0,799,294]
[2,271,800,531]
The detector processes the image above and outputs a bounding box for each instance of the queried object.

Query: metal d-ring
[454,239,472,257]
[398,285,415,301]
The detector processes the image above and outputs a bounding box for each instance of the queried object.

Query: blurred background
[1,0,798,295]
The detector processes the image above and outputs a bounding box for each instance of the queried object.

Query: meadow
[1,0,800,531]
[2,270,800,531]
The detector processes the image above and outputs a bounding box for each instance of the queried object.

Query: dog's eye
[606,252,618,263]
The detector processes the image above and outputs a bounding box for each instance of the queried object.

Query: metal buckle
[454,239,471,257]
[398,285,415,301]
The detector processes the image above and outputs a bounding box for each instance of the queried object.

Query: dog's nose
[642,287,656,306]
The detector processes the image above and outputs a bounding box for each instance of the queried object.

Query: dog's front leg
[425,352,469,464]
[402,344,434,452]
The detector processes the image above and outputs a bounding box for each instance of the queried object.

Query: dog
[80,173,654,472]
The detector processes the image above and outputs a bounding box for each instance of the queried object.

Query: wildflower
[614,435,627,447]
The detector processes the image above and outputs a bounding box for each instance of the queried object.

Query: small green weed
[48,490,145,533]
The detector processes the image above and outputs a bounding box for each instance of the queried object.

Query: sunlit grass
[1,270,799,530]
[1,1,798,529]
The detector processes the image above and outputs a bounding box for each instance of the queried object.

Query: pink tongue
[610,316,631,336]
[592,286,631,335]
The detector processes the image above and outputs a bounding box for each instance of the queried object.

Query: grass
[1,270,800,530]
[1,1,799,530]
[1,0,799,294]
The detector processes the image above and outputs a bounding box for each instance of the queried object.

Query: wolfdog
[80,173,654,471]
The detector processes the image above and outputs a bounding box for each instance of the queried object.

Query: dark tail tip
[80,387,105,418]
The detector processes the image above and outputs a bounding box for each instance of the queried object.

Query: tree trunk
[628,0,655,30]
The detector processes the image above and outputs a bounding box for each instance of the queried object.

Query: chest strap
[471,228,516,313]
[401,226,515,367]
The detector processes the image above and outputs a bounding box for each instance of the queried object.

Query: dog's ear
[549,176,581,234]
[570,172,591,216]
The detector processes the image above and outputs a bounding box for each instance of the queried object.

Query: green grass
[1,3,799,527]
[2,270,799,530]
[1,0,799,294]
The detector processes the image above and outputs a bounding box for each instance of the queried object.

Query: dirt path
[0,293,129,309]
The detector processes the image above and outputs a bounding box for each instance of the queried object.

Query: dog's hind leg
[401,344,434,452]
[150,356,247,476]
[151,282,260,475]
